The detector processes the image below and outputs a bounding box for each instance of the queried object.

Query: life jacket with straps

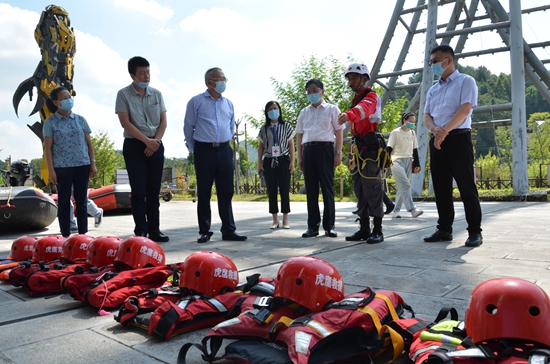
[417,340,550,364]
[0,257,25,281]
[9,258,77,288]
[145,275,277,341]
[177,296,306,364]
[22,260,94,297]
[83,263,183,310]
[407,308,469,364]
[270,288,414,364]
[61,264,121,302]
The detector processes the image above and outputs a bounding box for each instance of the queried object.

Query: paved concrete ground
[1,199,549,363]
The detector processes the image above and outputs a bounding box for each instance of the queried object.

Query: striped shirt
[257,122,295,157]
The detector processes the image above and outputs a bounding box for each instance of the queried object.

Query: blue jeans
[55,164,90,237]
[123,138,164,236]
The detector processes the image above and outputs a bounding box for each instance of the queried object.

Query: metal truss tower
[369,0,550,196]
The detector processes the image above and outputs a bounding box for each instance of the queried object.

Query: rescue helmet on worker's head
[61,234,93,262]
[32,235,65,262]
[180,251,238,296]
[345,63,370,78]
[114,236,165,269]
[9,236,38,261]
[465,278,550,346]
[86,236,122,268]
[274,256,344,312]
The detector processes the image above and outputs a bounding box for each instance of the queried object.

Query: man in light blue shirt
[184,67,247,243]
[423,45,482,247]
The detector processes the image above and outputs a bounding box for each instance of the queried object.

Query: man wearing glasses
[296,79,344,238]
[423,45,483,247]
[184,67,247,243]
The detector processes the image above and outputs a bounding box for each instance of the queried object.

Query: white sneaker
[410,208,424,218]
[392,211,401,218]
[94,208,104,228]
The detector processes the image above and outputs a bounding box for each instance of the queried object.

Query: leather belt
[303,141,334,147]
[447,128,471,136]
[195,141,230,148]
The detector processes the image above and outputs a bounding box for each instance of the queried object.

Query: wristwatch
[335,150,342,155]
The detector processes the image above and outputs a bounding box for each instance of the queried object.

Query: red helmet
[32,235,65,262]
[9,236,38,261]
[180,251,238,296]
[114,236,165,269]
[86,236,122,268]
[274,256,344,312]
[465,278,550,346]
[61,234,94,262]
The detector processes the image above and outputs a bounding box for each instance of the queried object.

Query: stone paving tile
[0,307,113,351]
[3,330,167,364]
[344,273,460,297]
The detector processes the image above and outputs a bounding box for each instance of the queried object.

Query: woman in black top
[257,101,295,229]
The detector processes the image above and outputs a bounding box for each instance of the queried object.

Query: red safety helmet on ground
[274,256,344,312]
[8,236,38,261]
[61,234,94,262]
[114,236,165,269]
[465,278,550,346]
[86,236,122,268]
[32,235,65,262]
[180,251,238,296]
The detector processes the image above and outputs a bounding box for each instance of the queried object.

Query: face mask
[59,98,74,111]
[214,81,226,94]
[307,93,321,105]
[431,63,446,77]
[267,110,280,120]
[406,122,415,129]
[136,81,149,88]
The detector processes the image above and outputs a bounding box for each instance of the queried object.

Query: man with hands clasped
[296,79,344,238]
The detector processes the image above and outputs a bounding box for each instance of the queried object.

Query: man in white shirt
[296,79,344,238]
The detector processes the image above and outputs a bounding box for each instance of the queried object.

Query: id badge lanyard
[271,123,280,157]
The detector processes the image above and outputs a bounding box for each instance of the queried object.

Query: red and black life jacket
[23,260,93,297]
[0,257,26,281]
[83,263,182,309]
[147,276,277,341]
[9,259,77,289]
[61,264,120,302]
[272,288,414,364]
[418,340,550,364]
[177,295,305,363]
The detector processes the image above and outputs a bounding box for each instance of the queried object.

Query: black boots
[366,217,384,244]
[346,218,371,241]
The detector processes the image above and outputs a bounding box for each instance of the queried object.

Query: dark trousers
[56,164,90,237]
[303,144,335,231]
[123,138,164,236]
[263,156,291,214]
[194,142,236,235]
[353,149,384,219]
[429,132,482,234]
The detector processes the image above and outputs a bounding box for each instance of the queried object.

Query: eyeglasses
[428,57,449,66]
[210,77,228,82]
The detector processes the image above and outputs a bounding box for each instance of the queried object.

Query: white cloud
[113,0,174,22]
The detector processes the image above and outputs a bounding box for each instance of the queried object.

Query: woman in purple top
[43,87,97,238]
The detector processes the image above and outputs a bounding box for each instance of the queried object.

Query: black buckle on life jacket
[252,307,273,325]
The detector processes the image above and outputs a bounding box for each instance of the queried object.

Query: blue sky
[1,0,548,162]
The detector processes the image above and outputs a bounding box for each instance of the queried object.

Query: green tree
[90,131,118,187]
[30,158,42,179]
[527,112,550,167]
